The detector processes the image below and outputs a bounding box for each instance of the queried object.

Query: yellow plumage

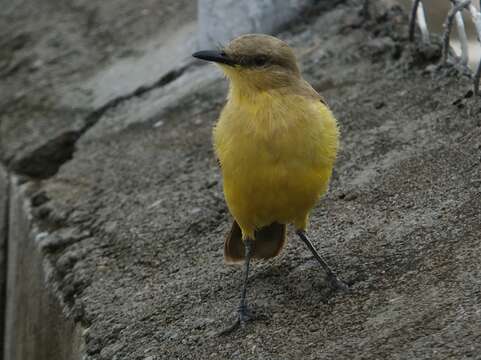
[214,71,339,240]
[193,33,346,331]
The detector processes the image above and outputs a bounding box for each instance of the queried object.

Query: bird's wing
[283,79,329,106]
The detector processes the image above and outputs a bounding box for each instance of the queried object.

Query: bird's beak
[192,50,237,66]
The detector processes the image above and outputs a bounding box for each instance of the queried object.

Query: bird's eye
[254,55,268,67]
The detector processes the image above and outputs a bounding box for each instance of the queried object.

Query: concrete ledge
[0,166,8,359]
[3,177,83,360]
[2,1,481,359]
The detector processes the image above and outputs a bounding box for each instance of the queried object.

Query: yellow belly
[214,92,339,239]
[223,164,332,233]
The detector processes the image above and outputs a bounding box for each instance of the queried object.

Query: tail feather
[224,221,287,264]
[224,221,244,264]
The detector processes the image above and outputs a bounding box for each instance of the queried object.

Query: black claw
[328,275,350,292]
[297,230,350,294]
[217,318,241,336]
[217,305,264,336]
[238,304,253,323]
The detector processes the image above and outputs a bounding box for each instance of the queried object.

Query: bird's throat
[228,80,273,109]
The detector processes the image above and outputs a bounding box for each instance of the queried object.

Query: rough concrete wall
[197,0,316,48]
[1,1,481,359]
[3,178,83,360]
[0,166,8,359]
[0,0,197,179]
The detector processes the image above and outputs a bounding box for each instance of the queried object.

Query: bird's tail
[224,221,287,264]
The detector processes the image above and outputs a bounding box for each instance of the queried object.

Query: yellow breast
[213,89,339,239]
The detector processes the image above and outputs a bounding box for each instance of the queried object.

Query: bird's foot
[328,274,350,292]
[217,304,263,336]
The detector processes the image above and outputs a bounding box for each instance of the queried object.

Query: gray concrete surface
[0,166,8,358]
[1,0,481,359]
[198,0,317,48]
[3,177,83,360]
[0,0,196,178]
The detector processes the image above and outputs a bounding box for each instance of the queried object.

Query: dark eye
[254,55,268,67]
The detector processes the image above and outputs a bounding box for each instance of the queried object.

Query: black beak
[192,50,237,66]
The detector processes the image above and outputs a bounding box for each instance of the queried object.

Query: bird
[193,34,347,332]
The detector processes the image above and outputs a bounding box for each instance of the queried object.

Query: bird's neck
[228,81,266,104]
[227,75,297,107]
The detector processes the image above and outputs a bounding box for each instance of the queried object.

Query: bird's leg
[218,238,255,335]
[296,230,349,292]
[238,238,254,322]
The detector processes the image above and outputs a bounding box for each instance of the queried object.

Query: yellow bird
[193,34,347,331]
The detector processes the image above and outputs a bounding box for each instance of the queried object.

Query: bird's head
[193,34,301,92]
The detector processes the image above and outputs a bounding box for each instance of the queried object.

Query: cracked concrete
[0,0,196,178]
[1,0,481,359]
